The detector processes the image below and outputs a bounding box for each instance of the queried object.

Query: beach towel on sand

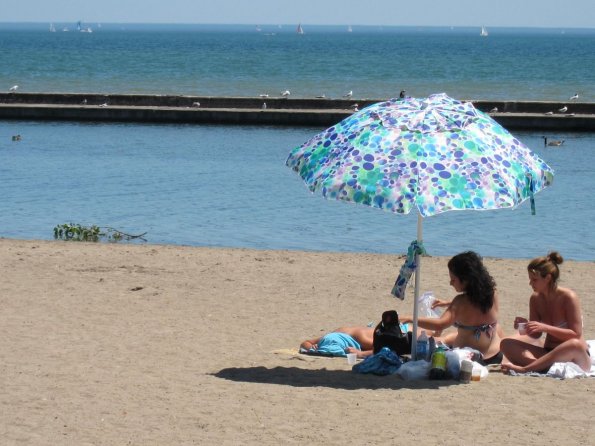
[301,332,361,357]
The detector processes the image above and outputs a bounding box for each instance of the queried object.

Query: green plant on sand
[53,223,147,242]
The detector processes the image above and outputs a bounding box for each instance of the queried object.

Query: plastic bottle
[416,330,429,361]
[429,346,447,379]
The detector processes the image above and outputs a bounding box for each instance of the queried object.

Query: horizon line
[1,21,594,30]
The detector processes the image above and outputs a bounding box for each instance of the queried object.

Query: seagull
[570,93,579,100]
[558,105,568,113]
[543,136,564,147]
[544,111,554,115]
[315,94,326,99]
[281,90,290,97]
[261,102,267,110]
[98,103,108,107]
[259,94,269,98]
[81,98,87,105]
[343,90,353,98]
[9,85,18,92]
[489,107,498,113]
[350,103,359,111]
[192,101,201,107]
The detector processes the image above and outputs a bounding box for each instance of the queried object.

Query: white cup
[347,353,357,365]
[517,322,527,335]
[459,359,473,383]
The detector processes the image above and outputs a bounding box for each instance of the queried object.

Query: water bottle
[416,330,429,361]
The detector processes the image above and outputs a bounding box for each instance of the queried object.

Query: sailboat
[49,23,56,32]
[347,25,353,33]
[480,26,488,37]
[297,23,304,35]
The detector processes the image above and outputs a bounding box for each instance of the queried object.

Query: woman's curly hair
[448,251,496,313]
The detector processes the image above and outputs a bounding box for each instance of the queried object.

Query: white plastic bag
[419,291,442,318]
[396,359,431,380]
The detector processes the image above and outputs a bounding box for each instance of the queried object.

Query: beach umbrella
[286,93,554,358]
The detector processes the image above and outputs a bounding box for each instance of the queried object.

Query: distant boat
[297,23,304,35]
[77,21,92,33]
[49,23,56,32]
[255,25,262,32]
[347,25,353,33]
[480,26,488,37]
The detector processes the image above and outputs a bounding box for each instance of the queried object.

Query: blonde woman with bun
[501,252,591,373]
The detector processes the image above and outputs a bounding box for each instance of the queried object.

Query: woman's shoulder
[450,293,466,306]
[558,286,579,302]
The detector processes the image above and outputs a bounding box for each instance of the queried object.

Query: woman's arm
[401,299,456,331]
[526,293,544,339]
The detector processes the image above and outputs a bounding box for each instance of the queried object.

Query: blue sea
[1,24,594,260]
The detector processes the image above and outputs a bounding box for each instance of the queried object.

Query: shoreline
[4,235,595,263]
[2,93,595,130]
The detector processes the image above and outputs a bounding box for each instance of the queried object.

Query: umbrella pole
[411,213,423,359]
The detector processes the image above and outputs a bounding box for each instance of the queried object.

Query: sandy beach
[1,238,594,445]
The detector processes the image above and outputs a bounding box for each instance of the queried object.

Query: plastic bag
[419,291,442,318]
[446,348,483,379]
[395,359,431,380]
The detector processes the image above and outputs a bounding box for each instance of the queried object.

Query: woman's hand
[525,321,545,336]
[513,316,528,329]
[431,299,451,309]
[345,346,363,357]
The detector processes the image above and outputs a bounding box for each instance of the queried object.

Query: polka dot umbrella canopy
[286,93,554,358]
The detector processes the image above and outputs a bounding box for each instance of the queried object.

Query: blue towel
[307,332,361,357]
[352,347,403,375]
[391,240,426,300]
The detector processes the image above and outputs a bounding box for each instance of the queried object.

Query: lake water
[1,24,594,260]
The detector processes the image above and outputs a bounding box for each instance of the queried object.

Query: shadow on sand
[212,366,461,390]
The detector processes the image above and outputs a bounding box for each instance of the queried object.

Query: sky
[2,0,594,29]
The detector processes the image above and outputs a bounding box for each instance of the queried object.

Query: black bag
[373,310,411,355]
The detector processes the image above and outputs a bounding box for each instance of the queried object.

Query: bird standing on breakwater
[570,93,579,100]
[343,90,353,98]
[281,90,290,98]
[558,105,568,113]
[9,85,18,92]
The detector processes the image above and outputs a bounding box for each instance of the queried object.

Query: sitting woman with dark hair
[400,251,503,365]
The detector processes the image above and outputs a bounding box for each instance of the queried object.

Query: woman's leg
[503,338,591,373]
[500,336,546,367]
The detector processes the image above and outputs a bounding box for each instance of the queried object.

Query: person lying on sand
[500,252,591,374]
[400,251,503,365]
[300,326,375,358]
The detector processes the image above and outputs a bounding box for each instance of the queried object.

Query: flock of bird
[2,86,583,139]
[259,89,354,99]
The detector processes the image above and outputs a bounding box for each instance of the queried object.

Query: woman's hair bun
[547,251,564,265]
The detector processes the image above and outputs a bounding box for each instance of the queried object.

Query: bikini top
[454,321,497,340]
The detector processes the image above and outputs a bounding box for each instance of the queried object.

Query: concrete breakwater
[1,93,595,131]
